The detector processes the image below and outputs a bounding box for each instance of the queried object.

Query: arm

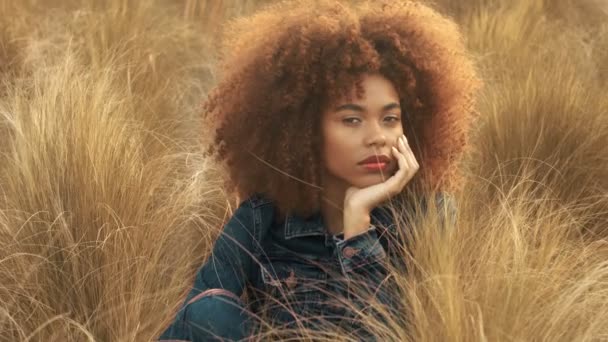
[333,193,457,336]
[332,225,401,335]
[186,198,260,299]
[158,197,262,340]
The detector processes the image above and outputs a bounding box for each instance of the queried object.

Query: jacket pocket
[257,260,327,323]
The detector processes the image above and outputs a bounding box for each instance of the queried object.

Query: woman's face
[321,73,404,190]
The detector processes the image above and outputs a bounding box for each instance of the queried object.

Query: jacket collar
[283,205,396,240]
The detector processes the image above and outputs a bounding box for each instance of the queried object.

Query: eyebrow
[334,102,401,112]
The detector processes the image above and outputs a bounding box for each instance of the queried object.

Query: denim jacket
[159,192,456,340]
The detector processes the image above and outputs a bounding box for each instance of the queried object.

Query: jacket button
[342,246,359,258]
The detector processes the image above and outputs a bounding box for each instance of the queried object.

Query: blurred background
[0,0,607,341]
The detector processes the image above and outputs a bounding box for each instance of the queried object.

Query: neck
[320,173,349,236]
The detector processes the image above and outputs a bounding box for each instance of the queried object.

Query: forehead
[327,74,400,108]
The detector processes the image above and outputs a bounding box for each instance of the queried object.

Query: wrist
[343,206,371,240]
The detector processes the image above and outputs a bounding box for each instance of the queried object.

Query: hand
[342,134,419,238]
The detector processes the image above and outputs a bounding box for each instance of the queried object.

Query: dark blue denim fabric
[158,192,456,341]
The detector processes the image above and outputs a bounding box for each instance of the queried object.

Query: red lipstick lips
[358,154,391,172]
[358,155,391,165]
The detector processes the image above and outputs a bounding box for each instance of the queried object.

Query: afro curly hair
[202,0,482,222]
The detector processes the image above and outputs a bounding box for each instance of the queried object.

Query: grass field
[0,0,607,340]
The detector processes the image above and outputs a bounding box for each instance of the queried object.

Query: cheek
[397,126,405,136]
[323,136,355,171]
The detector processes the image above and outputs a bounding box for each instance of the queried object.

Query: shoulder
[224,193,276,240]
[237,192,275,209]
[434,192,456,211]
[415,192,456,210]
[234,193,276,225]
[375,192,456,218]
[409,192,457,221]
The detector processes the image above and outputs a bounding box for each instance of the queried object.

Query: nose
[364,122,387,147]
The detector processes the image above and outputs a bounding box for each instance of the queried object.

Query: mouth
[357,154,391,165]
[360,161,390,172]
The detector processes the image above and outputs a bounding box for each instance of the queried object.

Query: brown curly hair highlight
[202,0,482,222]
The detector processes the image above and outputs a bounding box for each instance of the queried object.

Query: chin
[352,174,391,187]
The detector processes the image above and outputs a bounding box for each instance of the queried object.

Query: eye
[343,117,361,124]
[385,116,400,123]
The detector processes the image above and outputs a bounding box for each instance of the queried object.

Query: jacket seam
[186,288,243,306]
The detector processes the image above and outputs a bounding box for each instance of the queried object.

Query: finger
[391,145,408,178]
[397,142,417,190]
[404,135,419,168]
[391,145,413,193]
[401,135,419,170]
[398,136,415,170]
[397,137,412,171]
[388,147,408,194]
[402,135,419,168]
[391,145,406,170]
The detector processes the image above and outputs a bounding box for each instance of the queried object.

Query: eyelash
[343,116,400,124]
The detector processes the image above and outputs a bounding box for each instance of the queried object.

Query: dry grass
[0,0,606,341]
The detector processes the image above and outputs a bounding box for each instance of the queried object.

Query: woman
[159,0,479,340]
